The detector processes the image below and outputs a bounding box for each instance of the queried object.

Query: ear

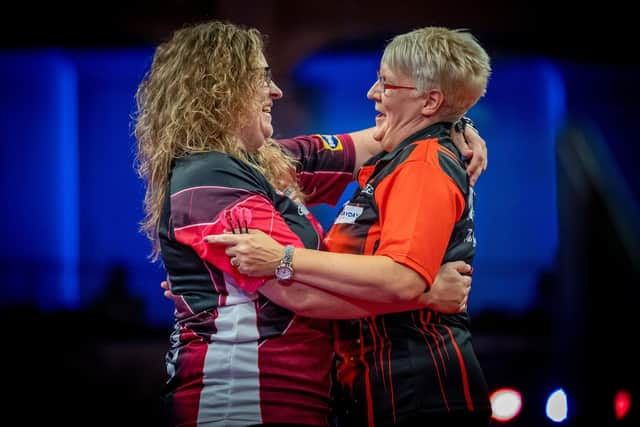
[421,88,444,117]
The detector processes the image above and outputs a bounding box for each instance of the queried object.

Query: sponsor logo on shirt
[317,134,343,151]
[334,204,363,224]
[361,184,374,196]
[465,228,477,247]
[297,203,310,216]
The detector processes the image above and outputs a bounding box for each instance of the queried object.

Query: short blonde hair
[382,27,491,120]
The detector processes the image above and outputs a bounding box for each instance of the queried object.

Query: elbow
[273,295,315,315]
[285,297,317,316]
[260,282,318,316]
[286,299,333,318]
[393,280,427,303]
[385,265,427,303]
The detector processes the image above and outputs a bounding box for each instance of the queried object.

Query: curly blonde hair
[134,21,299,260]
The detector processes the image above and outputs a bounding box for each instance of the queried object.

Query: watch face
[275,265,293,280]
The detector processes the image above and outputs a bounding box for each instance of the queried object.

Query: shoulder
[391,139,468,190]
[171,152,270,194]
[175,151,249,173]
[435,139,468,191]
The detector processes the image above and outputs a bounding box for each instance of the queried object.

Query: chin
[372,130,384,142]
[262,127,274,140]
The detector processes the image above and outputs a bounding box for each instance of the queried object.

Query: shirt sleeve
[277,134,356,206]
[373,161,466,286]
[170,157,303,293]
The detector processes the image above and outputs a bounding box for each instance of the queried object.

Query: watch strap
[281,244,294,265]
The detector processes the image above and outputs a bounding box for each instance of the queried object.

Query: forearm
[205,231,428,303]
[290,248,427,303]
[349,127,380,170]
[260,279,429,319]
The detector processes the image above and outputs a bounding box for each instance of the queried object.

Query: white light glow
[545,388,568,423]
[490,388,522,422]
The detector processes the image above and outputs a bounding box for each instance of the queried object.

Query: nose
[270,81,283,99]
[367,79,380,101]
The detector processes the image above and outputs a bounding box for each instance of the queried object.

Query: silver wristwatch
[275,245,294,282]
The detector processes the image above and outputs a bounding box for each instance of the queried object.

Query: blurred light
[546,388,568,423]
[490,388,522,422]
[614,389,632,420]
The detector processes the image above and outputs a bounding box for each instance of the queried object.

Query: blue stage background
[1,48,638,328]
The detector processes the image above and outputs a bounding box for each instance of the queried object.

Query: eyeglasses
[376,71,416,92]
[258,66,272,86]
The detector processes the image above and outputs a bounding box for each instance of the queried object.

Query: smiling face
[236,52,283,153]
[366,63,430,152]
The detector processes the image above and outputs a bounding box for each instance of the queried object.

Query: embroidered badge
[317,134,343,151]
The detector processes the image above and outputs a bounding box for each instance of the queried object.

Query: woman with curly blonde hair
[135,20,488,427]
[135,21,301,261]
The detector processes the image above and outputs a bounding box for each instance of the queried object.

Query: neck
[383,116,433,151]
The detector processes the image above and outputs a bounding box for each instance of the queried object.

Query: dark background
[3,0,638,65]
[1,1,638,426]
